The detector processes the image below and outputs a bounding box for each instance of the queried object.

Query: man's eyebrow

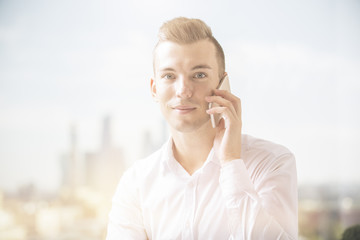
[159,65,212,72]
[191,64,212,70]
[159,67,175,72]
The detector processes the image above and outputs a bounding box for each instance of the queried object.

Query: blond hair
[153,17,225,78]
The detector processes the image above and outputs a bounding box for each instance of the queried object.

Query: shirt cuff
[219,159,255,206]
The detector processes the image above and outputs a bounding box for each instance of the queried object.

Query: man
[107,17,298,239]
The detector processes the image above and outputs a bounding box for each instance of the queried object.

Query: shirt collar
[160,136,221,177]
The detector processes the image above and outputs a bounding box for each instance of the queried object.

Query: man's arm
[220,155,298,239]
[206,89,298,239]
[106,167,148,240]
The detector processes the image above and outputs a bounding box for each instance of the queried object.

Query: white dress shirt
[106,134,298,240]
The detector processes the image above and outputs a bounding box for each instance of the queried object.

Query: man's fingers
[206,106,239,125]
[206,106,227,114]
[205,94,240,117]
[211,89,241,114]
[206,95,235,113]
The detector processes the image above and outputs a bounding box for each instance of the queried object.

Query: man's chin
[170,118,212,133]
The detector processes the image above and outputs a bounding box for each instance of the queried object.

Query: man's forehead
[154,40,218,71]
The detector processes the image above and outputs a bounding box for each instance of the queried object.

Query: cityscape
[0,117,359,240]
[1,0,359,239]
[0,116,166,240]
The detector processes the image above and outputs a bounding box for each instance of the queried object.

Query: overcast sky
[1,0,359,192]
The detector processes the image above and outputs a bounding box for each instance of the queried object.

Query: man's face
[151,39,222,133]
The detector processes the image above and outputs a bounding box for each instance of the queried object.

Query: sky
[0,0,359,192]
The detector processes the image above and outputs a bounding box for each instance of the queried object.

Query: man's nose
[175,77,193,99]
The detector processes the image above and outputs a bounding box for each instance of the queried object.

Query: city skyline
[0,1,359,239]
[1,0,360,192]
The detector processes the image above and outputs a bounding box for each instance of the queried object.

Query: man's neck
[170,121,216,175]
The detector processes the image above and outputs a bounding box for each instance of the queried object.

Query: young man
[107,17,298,239]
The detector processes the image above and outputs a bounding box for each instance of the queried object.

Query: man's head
[151,17,226,133]
[153,17,225,78]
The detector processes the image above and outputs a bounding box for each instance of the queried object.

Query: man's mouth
[172,105,196,114]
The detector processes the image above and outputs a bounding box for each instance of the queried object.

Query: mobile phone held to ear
[209,75,231,128]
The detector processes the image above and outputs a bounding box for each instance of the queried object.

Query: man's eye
[163,74,175,80]
[194,73,206,79]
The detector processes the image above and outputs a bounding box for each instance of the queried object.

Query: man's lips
[172,105,196,113]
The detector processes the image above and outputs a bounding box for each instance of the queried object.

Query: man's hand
[205,89,242,165]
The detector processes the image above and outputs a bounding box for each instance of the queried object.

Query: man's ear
[150,77,158,102]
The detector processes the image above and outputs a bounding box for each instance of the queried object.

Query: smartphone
[209,75,231,128]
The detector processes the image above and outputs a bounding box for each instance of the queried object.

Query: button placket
[182,174,199,240]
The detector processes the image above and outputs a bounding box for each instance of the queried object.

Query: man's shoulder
[241,134,297,188]
[137,147,164,168]
[242,134,293,158]
[123,143,166,180]
[242,134,295,171]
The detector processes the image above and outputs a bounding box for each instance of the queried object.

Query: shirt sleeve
[106,167,148,240]
[219,154,298,240]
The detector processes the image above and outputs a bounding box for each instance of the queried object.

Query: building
[84,116,124,197]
